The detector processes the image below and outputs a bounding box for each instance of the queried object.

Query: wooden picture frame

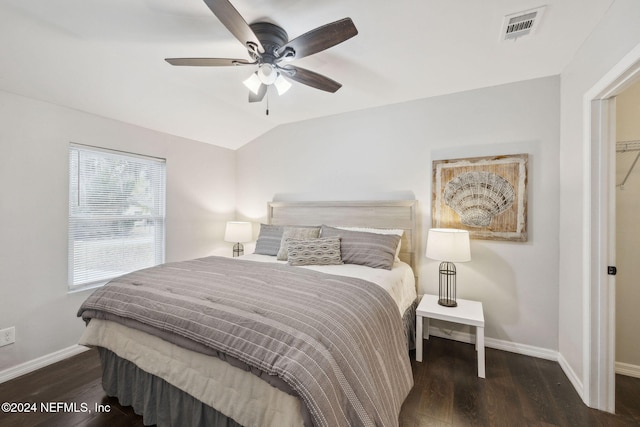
[432,154,528,241]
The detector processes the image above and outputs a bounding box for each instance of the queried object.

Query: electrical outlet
[0,327,15,347]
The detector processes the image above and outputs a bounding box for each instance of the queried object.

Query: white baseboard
[0,344,90,384]
[426,326,558,360]
[557,352,585,401]
[484,336,558,361]
[616,361,640,378]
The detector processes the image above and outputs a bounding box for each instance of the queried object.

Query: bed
[78,200,419,427]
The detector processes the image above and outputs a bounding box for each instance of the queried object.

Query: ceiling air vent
[501,6,546,41]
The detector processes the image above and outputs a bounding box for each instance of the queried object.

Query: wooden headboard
[267,200,418,273]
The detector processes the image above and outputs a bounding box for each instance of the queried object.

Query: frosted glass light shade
[257,64,278,85]
[243,73,262,95]
[244,66,291,97]
[426,228,471,262]
[224,222,252,243]
[274,74,292,95]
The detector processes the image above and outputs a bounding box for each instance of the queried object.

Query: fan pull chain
[266,92,269,116]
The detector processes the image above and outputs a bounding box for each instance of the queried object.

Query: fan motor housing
[249,22,289,60]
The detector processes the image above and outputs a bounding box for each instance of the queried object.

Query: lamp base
[438,261,457,308]
[438,298,458,307]
[232,243,244,257]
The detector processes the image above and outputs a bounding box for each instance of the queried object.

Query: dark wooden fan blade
[283,66,342,93]
[165,58,253,66]
[277,18,357,60]
[203,0,263,52]
[249,84,268,103]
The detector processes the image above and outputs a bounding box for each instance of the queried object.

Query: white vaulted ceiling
[0,0,614,149]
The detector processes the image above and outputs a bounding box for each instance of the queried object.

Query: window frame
[68,143,166,292]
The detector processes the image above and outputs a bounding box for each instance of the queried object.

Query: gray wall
[237,76,561,352]
[558,0,640,394]
[0,90,237,371]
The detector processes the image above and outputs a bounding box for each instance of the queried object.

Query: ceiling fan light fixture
[243,72,262,95]
[274,74,292,95]
[165,1,359,103]
[257,64,278,85]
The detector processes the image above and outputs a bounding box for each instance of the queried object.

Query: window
[68,144,166,291]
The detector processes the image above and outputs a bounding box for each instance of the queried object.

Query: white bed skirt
[80,319,305,427]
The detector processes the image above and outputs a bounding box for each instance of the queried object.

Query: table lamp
[224,221,252,257]
[426,228,471,307]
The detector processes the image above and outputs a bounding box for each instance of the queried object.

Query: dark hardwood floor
[401,338,640,426]
[1,337,639,426]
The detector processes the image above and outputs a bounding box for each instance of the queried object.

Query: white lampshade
[426,228,471,262]
[243,73,262,95]
[224,222,252,243]
[274,74,292,95]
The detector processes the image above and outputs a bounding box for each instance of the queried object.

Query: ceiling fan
[165,0,358,103]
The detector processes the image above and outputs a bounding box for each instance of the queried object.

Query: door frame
[584,42,640,412]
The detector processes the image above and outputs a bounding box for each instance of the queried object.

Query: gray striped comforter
[78,256,414,427]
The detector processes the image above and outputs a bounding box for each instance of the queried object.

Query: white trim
[582,40,640,412]
[616,362,640,379]
[582,93,593,407]
[427,327,558,361]
[586,42,640,100]
[585,98,617,412]
[484,336,558,361]
[559,352,585,399]
[0,345,90,384]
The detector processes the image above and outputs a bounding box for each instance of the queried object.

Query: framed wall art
[432,154,528,241]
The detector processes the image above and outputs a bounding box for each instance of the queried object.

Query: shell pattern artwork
[443,171,515,227]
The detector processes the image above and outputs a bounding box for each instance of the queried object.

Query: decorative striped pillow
[254,224,321,256]
[336,227,404,262]
[254,224,284,256]
[277,227,321,260]
[320,225,401,270]
[286,237,343,266]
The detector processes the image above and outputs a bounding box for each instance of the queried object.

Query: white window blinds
[68,144,166,290]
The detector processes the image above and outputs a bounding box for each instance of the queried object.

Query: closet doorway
[586,45,640,413]
[613,81,640,417]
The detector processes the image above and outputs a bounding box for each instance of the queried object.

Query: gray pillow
[320,225,401,270]
[287,237,343,266]
[254,224,321,256]
[277,227,321,260]
[254,224,284,256]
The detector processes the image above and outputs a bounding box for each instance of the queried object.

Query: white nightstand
[415,294,485,378]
